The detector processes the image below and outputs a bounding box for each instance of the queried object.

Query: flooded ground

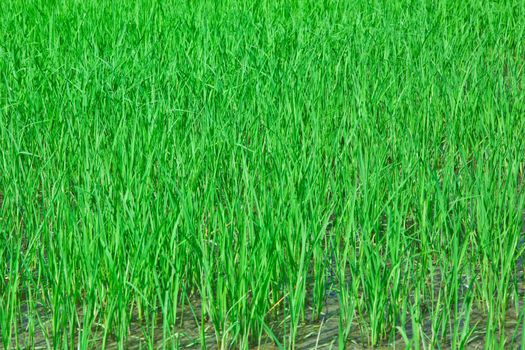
[5,215,525,349]
[7,275,525,349]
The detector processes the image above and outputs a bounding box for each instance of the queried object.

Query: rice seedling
[1,0,524,348]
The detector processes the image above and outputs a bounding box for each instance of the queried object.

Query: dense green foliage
[1,0,525,348]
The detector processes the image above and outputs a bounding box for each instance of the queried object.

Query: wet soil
[3,205,525,349]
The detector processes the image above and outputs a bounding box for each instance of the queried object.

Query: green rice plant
[1,0,524,349]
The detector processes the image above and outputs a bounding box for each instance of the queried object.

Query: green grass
[1,0,525,349]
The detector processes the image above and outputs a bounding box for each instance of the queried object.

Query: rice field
[1,0,525,349]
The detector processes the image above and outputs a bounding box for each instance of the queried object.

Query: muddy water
[7,278,525,350]
[5,215,525,349]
